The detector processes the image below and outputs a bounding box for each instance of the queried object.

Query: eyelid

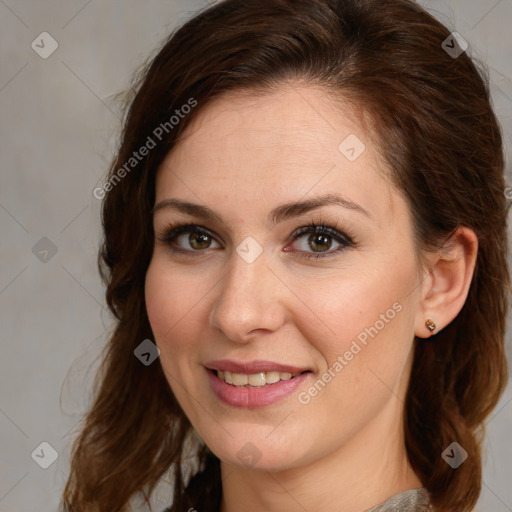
[289,222,352,244]
[156,220,356,259]
[287,221,354,259]
[156,223,221,248]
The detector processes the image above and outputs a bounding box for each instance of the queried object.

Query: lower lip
[206,369,311,409]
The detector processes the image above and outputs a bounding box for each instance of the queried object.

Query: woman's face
[145,83,425,471]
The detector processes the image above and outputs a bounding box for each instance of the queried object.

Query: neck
[219,405,422,512]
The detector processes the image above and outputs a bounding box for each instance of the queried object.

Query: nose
[209,244,288,343]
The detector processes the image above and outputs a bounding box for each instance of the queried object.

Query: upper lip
[204,359,310,374]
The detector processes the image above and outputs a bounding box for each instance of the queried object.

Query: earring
[425,319,436,333]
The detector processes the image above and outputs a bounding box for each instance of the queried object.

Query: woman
[61,0,510,511]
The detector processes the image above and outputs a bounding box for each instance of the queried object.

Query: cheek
[144,258,203,339]
[144,262,174,338]
[291,260,416,374]
[290,274,415,439]
[144,259,205,396]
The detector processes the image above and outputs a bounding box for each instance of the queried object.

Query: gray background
[1,1,511,511]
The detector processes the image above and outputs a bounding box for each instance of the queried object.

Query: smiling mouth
[212,369,310,387]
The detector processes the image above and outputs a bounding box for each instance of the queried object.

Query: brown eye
[188,232,213,250]
[288,222,354,260]
[307,233,333,252]
[157,224,221,254]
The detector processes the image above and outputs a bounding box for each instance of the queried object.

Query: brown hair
[61,0,510,511]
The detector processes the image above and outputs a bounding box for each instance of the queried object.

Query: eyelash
[156,221,355,260]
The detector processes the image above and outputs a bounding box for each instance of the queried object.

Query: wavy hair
[61,0,510,511]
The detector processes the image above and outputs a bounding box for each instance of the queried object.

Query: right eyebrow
[151,192,371,224]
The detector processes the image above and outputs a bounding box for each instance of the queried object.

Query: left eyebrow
[151,192,371,224]
[269,193,371,224]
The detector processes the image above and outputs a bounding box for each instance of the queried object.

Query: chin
[203,429,306,472]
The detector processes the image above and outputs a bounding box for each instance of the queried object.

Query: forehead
[155,83,402,227]
[170,84,364,166]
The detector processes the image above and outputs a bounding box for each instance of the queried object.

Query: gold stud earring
[425,319,436,332]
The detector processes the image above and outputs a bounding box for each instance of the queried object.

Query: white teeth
[265,371,280,384]
[232,373,248,386]
[248,373,266,387]
[215,370,302,387]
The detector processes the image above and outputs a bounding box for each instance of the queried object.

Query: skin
[144,82,478,512]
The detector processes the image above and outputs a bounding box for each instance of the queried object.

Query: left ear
[415,226,478,338]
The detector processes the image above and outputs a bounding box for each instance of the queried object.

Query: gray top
[164,485,434,511]
[365,488,434,511]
